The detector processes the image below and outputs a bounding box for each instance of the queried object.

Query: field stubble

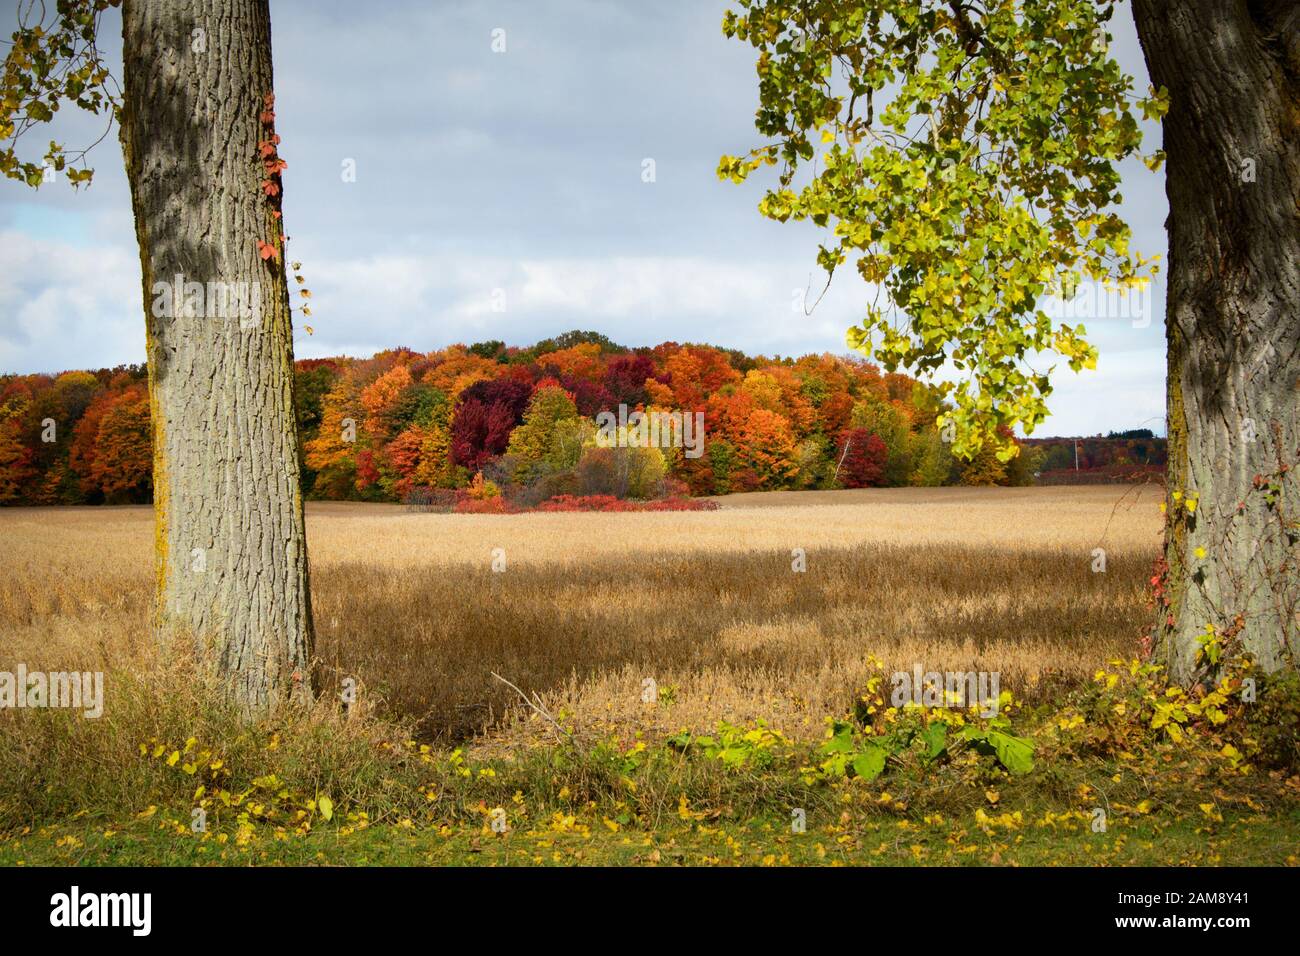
[0,486,1161,746]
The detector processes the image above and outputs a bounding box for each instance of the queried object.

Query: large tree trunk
[119,0,314,713]
[1132,0,1299,682]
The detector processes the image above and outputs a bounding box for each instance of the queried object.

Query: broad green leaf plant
[720,0,1167,459]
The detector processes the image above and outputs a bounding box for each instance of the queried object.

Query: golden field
[0,485,1162,747]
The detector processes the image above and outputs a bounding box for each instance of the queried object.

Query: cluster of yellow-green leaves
[719,0,1168,459]
[1,0,122,188]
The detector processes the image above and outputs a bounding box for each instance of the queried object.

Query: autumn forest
[0,329,1042,508]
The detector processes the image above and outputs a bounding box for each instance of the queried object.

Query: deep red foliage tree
[603,354,658,408]
[836,428,888,488]
[449,378,533,470]
[550,372,613,417]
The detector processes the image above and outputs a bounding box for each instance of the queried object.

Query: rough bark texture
[1133,0,1299,682]
[119,0,313,712]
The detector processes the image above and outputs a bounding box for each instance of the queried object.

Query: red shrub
[535,494,717,513]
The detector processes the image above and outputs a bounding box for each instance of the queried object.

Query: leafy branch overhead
[1,0,122,187]
[719,0,1168,459]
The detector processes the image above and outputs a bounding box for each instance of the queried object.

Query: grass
[2,485,1296,867]
[5,807,1297,867]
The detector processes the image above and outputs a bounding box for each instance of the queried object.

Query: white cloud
[290,251,852,355]
[0,231,141,373]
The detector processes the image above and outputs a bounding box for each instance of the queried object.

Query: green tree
[912,429,956,487]
[722,0,1298,681]
[719,1,1155,457]
[505,386,583,484]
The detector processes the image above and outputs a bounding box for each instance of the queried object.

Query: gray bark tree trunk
[1132,0,1299,682]
[118,0,314,713]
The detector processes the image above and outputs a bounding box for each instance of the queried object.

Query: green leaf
[851,743,887,780]
[984,730,1035,775]
[823,721,857,753]
[921,722,948,759]
[666,731,693,751]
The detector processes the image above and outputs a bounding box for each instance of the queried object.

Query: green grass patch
[4,804,1296,867]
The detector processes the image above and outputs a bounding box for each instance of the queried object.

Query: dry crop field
[0,485,1161,747]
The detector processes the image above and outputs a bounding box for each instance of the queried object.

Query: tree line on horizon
[0,330,1047,506]
[1025,432,1168,485]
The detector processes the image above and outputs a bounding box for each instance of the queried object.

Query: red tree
[449,378,533,470]
[836,428,888,488]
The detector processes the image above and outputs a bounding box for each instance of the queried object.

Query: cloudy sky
[0,0,1168,437]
